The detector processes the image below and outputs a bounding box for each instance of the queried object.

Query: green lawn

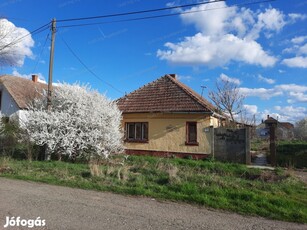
[0,155,306,223]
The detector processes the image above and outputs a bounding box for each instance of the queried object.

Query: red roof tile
[117,74,217,113]
[280,122,294,130]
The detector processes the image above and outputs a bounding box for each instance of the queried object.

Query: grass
[0,155,306,223]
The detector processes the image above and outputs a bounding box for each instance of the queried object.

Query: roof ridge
[121,75,166,99]
[117,74,219,114]
[166,74,215,112]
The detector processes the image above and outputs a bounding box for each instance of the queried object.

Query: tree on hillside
[23,83,123,160]
[209,78,245,123]
[294,117,307,140]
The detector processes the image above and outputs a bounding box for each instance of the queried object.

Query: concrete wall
[123,113,217,155]
[0,86,20,116]
[213,127,251,164]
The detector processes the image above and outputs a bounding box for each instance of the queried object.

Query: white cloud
[243,104,258,114]
[258,74,275,84]
[157,33,277,67]
[288,92,307,103]
[240,84,307,103]
[299,43,307,54]
[291,35,307,44]
[247,8,286,40]
[281,56,307,68]
[0,19,34,67]
[239,87,282,100]
[273,106,307,122]
[157,2,280,67]
[219,73,241,85]
[288,13,307,22]
[277,84,307,92]
[282,34,307,67]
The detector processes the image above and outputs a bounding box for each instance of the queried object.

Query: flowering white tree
[24,83,123,159]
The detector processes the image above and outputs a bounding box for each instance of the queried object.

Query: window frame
[125,122,149,143]
[185,121,199,146]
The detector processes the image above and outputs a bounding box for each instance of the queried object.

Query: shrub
[23,83,123,160]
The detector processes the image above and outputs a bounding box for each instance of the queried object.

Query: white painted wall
[9,110,28,128]
[0,85,20,116]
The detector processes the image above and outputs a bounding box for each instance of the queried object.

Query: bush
[0,118,42,160]
[277,141,307,168]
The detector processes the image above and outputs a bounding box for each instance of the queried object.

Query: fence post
[210,126,215,159]
[245,127,251,165]
[269,125,277,166]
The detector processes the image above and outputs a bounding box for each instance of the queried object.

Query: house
[256,115,294,140]
[117,74,224,159]
[0,74,47,121]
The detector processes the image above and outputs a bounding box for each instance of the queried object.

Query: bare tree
[209,78,245,123]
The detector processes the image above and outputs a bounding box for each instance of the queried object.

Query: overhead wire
[1,0,275,94]
[59,35,124,94]
[0,21,51,51]
[32,31,50,73]
[57,0,275,28]
[57,0,225,22]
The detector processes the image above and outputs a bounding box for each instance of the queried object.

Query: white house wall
[0,85,20,116]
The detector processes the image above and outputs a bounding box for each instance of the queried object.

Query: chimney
[267,115,270,119]
[32,74,38,83]
[169,74,177,79]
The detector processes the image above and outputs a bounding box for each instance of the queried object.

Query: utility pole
[47,18,56,111]
[44,18,56,161]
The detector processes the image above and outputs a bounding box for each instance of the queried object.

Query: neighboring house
[0,74,47,119]
[117,74,224,158]
[256,115,294,140]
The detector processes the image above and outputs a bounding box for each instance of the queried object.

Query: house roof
[280,122,294,130]
[117,74,218,114]
[264,116,278,124]
[0,75,47,109]
[264,116,294,129]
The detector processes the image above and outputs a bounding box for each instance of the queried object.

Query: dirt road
[0,178,306,230]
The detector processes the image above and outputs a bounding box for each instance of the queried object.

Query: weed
[0,155,306,223]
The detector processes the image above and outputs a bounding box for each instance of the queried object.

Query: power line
[57,0,275,29]
[60,35,124,94]
[57,0,225,22]
[32,31,50,73]
[0,21,51,52]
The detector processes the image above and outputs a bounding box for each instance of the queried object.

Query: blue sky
[0,0,306,123]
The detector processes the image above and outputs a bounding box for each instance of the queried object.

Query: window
[125,122,148,142]
[186,122,198,145]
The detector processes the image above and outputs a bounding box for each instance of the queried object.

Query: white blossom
[24,83,123,158]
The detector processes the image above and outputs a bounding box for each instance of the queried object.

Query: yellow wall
[123,113,217,154]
